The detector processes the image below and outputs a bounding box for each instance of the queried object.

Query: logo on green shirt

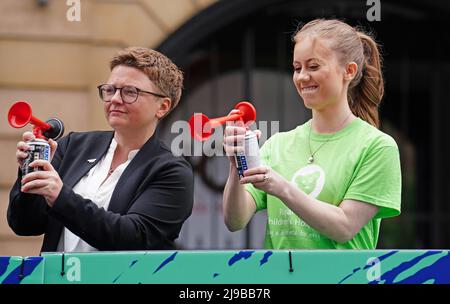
[291,164,325,198]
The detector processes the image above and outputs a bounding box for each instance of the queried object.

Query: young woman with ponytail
[222,19,401,249]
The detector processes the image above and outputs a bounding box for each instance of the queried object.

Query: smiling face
[104,65,169,133]
[292,35,348,111]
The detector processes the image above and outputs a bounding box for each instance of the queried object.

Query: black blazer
[8,131,194,252]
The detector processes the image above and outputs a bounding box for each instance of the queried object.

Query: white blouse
[56,138,139,252]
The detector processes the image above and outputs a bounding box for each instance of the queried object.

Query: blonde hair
[293,19,384,128]
[110,46,184,115]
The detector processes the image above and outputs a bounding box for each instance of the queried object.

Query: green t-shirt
[246,118,401,249]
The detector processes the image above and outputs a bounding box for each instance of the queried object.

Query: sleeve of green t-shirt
[245,135,271,211]
[344,141,402,219]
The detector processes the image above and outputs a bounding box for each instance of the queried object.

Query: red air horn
[7,101,64,140]
[189,101,256,141]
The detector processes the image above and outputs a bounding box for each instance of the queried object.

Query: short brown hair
[110,46,184,115]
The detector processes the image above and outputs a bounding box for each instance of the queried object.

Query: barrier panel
[32,250,450,284]
[0,256,44,284]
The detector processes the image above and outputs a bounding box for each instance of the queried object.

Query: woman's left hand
[240,166,287,197]
[21,159,63,207]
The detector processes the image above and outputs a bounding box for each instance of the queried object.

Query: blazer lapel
[62,132,114,188]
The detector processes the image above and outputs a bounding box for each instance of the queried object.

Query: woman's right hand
[223,120,247,165]
[223,121,261,167]
[16,132,34,167]
[16,132,58,167]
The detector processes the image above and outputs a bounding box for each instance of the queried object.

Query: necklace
[307,113,353,164]
[107,167,114,176]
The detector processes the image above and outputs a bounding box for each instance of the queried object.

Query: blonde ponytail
[348,32,384,128]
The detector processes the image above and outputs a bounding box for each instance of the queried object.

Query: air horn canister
[7,101,65,176]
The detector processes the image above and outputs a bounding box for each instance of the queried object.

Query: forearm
[48,185,151,250]
[8,175,49,236]
[278,180,353,243]
[223,164,255,232]
[8,133,67,236]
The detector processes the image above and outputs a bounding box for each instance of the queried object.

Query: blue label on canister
[235,130,260,179]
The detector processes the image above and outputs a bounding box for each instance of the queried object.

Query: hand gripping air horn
[7,101,65,140]
[188,101,256,141]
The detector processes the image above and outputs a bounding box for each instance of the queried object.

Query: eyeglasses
[97,84,167,104]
